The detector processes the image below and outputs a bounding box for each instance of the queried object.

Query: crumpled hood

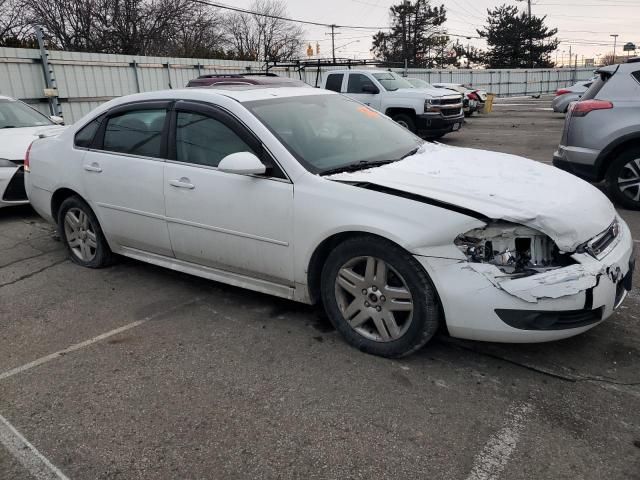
[329,143,616,252]
[0,125,66,160]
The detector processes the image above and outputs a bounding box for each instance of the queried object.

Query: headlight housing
[424,98,442,112]
[455,222,575,275]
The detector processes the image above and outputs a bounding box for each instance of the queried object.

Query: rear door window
[102,109,167,158]
[632,71,640,85]
[325,74,343,92]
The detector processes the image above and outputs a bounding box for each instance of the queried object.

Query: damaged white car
[24,87,635,358]
[0,95,64,208]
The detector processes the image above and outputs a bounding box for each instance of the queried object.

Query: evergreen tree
[477,4,558,68]
[371,0,448,67]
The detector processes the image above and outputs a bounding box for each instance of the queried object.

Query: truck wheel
[392,114,416,133]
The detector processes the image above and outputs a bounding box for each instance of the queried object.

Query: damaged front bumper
[0,165,29,207]
[416,219,635,343]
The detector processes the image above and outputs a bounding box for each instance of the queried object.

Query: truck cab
[322,70,464,139]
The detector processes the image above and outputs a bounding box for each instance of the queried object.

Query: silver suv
[553,58,640,209]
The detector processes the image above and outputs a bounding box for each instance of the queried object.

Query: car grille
[587,220,619,257]
[2,166,27,202]
[442,107,462,117]
[441,97,462,106]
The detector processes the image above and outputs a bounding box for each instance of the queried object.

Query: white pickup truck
[322,70,464,139]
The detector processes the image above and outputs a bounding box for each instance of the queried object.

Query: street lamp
[610,34,619,62]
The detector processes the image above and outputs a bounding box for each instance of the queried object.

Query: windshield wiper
[401,147,421,159]
[0,126,16,129]
[320,159,397,176]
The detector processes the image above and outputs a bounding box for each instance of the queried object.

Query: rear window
[325,74,343,92]
[581,73,610,100]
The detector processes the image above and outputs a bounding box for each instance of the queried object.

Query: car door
[81,101,173,256]
[163,101,294,285]
[344,73,382,110]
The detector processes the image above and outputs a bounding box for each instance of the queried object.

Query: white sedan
[0,95,64,208]
[25,86,634,358]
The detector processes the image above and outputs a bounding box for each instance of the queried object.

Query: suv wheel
[58,196,114,267]
[320,236,441,358]
[606,147,640,210]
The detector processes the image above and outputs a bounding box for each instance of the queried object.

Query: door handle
[84,162,102,173]
[169,177,195,189]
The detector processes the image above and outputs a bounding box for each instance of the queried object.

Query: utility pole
[517,0,533,67]
[610,34,619,62]
[325,25,339,63]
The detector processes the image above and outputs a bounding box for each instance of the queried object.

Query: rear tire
[58,196,114,268]
[391,113,416,133]
[605,146,640,210]
[320,236,441,358]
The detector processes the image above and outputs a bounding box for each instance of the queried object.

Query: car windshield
[244,94,423,174]
[372,72,413,91]
[407,78,434,89]
[0,99,53,128]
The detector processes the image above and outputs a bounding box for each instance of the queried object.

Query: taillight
[571,99,613,117]
[24,141,33,172]
[467,92,480,101]
[555,89,571,96]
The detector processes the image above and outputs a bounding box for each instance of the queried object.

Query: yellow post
[483,93,495,114]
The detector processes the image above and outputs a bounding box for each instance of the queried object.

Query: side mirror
[218,151,266,176]
[362,84,379,94]
[50,115,64,125]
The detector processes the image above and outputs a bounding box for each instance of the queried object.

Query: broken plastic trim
[341,182,491,221]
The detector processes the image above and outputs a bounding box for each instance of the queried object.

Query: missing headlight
[455,222,575,275]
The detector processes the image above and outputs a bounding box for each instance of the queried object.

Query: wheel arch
[306,231,416,305]
[384,107,417,120]
[51,187,83,223]
[596,134,640,180]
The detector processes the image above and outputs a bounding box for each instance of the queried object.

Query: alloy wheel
[617,157,640,203]
[64,208,97,262]
[334,256,414,342]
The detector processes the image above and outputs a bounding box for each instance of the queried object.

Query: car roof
[105,86,334,107]
[187,75,307,87]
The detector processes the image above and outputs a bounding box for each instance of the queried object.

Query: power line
[188,0,391,29]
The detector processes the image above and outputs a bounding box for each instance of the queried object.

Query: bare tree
[226,0,304,61]
[0,0,26,42]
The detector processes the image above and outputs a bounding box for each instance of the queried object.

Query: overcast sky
[233,0,639,65]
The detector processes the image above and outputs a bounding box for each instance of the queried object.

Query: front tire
[391,113,416,133]
[320,236,441,358]
[58,196,113,268]
[606,147,640,210]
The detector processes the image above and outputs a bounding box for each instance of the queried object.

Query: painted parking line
[0,296,202,382]
[465,401,533,480]
[0,414,70,480]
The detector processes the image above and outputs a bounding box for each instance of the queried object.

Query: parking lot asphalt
[1,96,639,480]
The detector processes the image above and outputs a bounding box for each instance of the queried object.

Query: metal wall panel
[0,47,596,122]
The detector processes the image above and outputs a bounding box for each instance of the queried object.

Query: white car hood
[0,125,66,160]
[394,87,458,99]
[329,144,616,252]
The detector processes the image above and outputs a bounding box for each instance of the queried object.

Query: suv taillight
[571,99,613,117]
[555,89,571,96]
[24,141,33,172]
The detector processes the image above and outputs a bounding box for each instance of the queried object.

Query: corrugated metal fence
[0,47,594,123]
